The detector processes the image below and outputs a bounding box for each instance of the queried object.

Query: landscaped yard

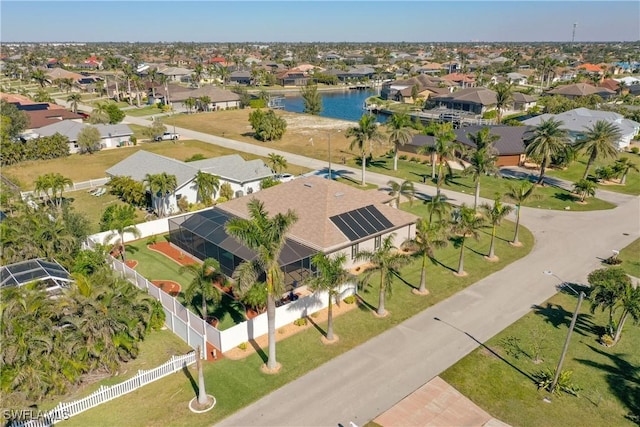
[64,189,147,234]
[546,151,640,196]
[618,237,640,278]
[62,206,536,427]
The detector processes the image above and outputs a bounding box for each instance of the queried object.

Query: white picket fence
[21,177,110,199]
[9,352,196,427]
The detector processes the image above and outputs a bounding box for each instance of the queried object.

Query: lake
[281,88,388,123]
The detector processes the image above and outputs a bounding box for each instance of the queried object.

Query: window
[351,243,359,260]
[374,235,382,250]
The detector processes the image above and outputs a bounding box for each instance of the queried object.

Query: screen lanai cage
[168,208,317,290]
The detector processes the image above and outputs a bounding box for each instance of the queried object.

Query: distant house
[512,92,537,111]
[277,70,310,86]
[34,121,133,153]
[506,72,528,86]
[545,83,616,100]
[164,85,241,110]
[106,151,275,215]
[380,75,446,101]
[402,125,530,167]
[229,71,252,85]
[430,87,497,115]
[441,73,476,88]
[157,66,193,83]
[522,108,639,150]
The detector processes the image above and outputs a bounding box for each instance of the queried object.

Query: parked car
[154,132,180,141]
[278,173,295,183]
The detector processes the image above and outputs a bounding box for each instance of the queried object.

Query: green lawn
[64,190,147,234]
[61,210,536,427]
[618,238,640,278]
[441,290,639,427]
[359,155,616,211]
[546,152,640,196]
[123,105,164,117]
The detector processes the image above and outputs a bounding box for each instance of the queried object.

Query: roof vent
[304,183,313,188]
[335,192,344,198]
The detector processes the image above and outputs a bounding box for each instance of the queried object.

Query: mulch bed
[151,280,182,296]
[125,260,138,269]
[148,242,198,266]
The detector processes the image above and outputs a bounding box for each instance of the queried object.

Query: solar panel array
[330,205,393,241]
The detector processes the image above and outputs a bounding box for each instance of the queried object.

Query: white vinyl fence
[21,177,110,200]
[9,352,196,427]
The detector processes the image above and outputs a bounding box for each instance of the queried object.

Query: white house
[522,108,640,150]
[33,121,133,153]
[105,151,275,215]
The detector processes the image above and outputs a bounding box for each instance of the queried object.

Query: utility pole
[572,23,578,44]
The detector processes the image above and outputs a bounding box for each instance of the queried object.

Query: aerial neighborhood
[1,28,639,427]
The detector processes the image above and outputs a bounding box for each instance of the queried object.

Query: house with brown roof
[441,73,476,88]
[545,83,616,100]
[429,87,497,115]
[161,85,241,110]
[168,176,419,287]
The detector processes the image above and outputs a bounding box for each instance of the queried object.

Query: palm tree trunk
[393,145,398,171]
[537,159,547,185]
[512,208,521,244]
[474,180,480,209]
[377,275,386,316]
[583,152,597,180]
[202,297,207,320]
[266,293,278,369]
[431,153,436,179]
[361,151,367,186]
[613,310,629,343]
[127,79,133,105]
[196,345,208,405]
[418,254,427,293]
[621,172,627,185]
[457,238,466,275]
[489,227,496,258]
[326,295,334,341]
[119,231,126,262]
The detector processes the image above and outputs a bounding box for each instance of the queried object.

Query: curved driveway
[120,115,640,427]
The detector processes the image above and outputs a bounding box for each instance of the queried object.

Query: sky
[1,1,638,43]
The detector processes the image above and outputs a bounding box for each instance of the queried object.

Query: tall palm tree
[67,93,82,114]
[494,82,514,123]
[402,217,448,295]
[225,199,298,371]
[180,258,222,320]
[104,204,141,262]
[524,118,570,184]
[34,174,54,205]
[31,69,48,88]
[345,114,386,186]
[572,179,597,202]
[267,152,287,177]
[147,68,158,99]
[387,179,415,208]
[425,193,452,224]
[480,194,513,260]
[50,173,72,209]
[505,181,539,246]
[193,171,220,205]
[463,145,500,208]
[613,157,639,185]
[217,64,230,88]
[451,204,485,276]
[192,64,204,87]
[418,123,461,196]
[144,172,177,217]
[355,234,410,316]
[385,113,412,171]
[574,120,622,179]
[305,252,352,342]
[122,63,134,105]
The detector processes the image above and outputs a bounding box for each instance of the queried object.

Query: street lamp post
[326,130,341,180]
[543,270,586,394]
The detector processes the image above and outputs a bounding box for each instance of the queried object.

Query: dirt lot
[167,109,391,166]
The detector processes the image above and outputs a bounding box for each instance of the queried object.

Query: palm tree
[67,93,82,114]
[385,113,412,171]
[572,179,597,202]
[612,157,639,185]
[387,179,415,208]
[225,199,298,371]
[418,123,461,196]
[144,172,177,217]
[574,120,622,179]
[463,141,500,209]
[451,204,485,276]
[31,69,48,88]
[104,204,141,262]
[355,234,410,316]
[122,63,134,105]
[34,174,54,205]
[345,114,386,186]
[217,64,230,88]
[192,63,204,87]
[193,171,220,206]
[180,258,222,320]
[494,82,514,123]
[50,173,72,208]
[505,181,539,246]
[147,68,158,99]
[89,101,110,124]
[305,252,352,342]
[480,194,514,260]
[425,193,452,224]
[402,217,448,295]
[524,118,570,184]
[267,152,288,177]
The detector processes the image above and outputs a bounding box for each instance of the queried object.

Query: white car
[278,173,295,183]
[154,132,180,141]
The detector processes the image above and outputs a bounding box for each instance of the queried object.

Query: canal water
[281,88,388,123]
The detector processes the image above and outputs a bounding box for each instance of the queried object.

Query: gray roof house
[522,108,640,149]
[106,151,275,215]
[430,87,498,115]
[34,121,133,153]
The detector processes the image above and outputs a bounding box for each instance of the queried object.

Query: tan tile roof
[218,176,419,251]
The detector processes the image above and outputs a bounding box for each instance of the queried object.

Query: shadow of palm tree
[391,269,417,291]
[182,364,198,396]
[306,315,327,337]
[531,302,596,338]
[577,344,640,422]
[248,339,267,362]
[554,192,578,202]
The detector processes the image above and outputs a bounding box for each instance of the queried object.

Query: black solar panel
[330,205,394,242]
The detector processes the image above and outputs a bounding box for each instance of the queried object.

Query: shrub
[146,235,158,245]
[185,153,206,162]
[631,147,640,155]
[603,255,623,265]
[410,156,420,163]
[237,342,248,351]
[399,154,408,160]
[595,165,616,181]
[599,334,615,347]
[293,318,308,327]
[533,369,580,396]
[343,295,357,304]
[482,110,498,120]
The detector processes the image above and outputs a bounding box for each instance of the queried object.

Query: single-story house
[159,85,241,110]
[545,83,616,100]
[157,66,194,83]
[506,72,528,86]
[34,121,133,153]
[521,108,640,150]
[512,92,537,111]
[168,176,419,287]
[106,151,274,215]
[402,125,530,167]
[430,87,497,115]
[229,71,252,85]
[276,70,310,87]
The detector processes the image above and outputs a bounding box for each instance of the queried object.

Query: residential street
[87,109,640,425]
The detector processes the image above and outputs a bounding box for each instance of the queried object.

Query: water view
[281,88,388,123]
